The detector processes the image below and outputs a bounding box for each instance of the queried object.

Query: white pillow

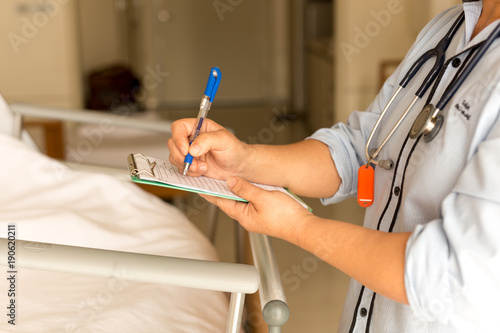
[0,93,37,148]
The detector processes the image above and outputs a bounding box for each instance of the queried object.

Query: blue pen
[182,67,222,176]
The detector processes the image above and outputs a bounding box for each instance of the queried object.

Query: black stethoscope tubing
[400,12,465,98]
[366,12,465,168]
[409,19,500,141]
[367,12,500,169]
[436,20,500,111]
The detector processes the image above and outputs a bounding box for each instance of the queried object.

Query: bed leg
[263,300,289,333]
[226,292,245,333]
[235,223,246,263]
[206,203,219,243]
[268,326,282,333]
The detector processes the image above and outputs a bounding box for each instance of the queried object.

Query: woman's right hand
[167,118,249,180]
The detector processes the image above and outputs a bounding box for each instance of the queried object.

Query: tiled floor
[162,106,366,332]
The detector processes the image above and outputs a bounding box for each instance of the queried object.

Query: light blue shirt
[310,2,500,332]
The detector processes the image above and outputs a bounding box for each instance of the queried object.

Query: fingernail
[227,177,237,188]
[198,163,207,173]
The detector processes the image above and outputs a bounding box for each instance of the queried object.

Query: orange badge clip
[357,165,374,207]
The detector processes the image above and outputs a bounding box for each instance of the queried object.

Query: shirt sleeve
[307,110,379,204]
[405,88,500,328]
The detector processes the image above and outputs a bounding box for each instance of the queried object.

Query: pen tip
[182,163,190,176]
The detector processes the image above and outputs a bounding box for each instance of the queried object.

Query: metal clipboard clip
[127,153,156,177]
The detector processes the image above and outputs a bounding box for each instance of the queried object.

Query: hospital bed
[0,98,289,332]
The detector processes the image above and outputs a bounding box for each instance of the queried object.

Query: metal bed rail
[10,103,174,138]
[11,103,172,182]
[0,233,290,333]
[0,238,257,333]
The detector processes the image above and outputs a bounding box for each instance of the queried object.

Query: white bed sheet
[0,132,229,332]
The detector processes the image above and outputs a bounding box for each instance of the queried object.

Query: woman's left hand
[201,177,314,243]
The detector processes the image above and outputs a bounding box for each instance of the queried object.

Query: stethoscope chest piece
[409,104,444,142]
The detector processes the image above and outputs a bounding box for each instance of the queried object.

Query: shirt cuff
[404,217,460,324]
[306,126,359,205]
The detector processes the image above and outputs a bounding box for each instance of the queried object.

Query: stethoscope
[365,12,500,170]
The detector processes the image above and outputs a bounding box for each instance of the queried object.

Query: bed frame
[3,103,290,333]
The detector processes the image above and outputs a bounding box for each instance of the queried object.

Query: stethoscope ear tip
[368,148,394,170]
[379,160,394,170]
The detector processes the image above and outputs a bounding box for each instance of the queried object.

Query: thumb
[227,177,263,203]
[189,129,231,157]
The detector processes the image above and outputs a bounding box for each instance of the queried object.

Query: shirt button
[452,58,461,68]
[394,186,401,196]
[360,307,368,317]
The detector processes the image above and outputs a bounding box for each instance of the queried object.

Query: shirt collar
[463,0,482,43]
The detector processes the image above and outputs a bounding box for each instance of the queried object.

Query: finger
[168,153,208,176]
[169,120,210,175]
[199,194,246,221]
[227,177,264,204]
[188,129,233,158]
[167,137,198,173]
[200,193,227,208]
[170,119,197,156]
[171,118,225,155]
[167,137,185,164]
[168,136,204,168]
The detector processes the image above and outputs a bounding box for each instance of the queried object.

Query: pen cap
[204,67,222,102]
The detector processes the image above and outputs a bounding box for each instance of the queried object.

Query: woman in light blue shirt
[169,0,500,331]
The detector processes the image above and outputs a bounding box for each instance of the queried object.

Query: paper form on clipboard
[127,153,311,211]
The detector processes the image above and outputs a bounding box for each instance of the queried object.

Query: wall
[77,0,129,76]
[0,0,463,116]
[0,0,82,108]
[409,0,462,34]
[127,0,291,109]
[333,0,416,122]
[332,0,462,123]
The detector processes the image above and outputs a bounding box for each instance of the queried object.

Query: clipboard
[127,153,312,211]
